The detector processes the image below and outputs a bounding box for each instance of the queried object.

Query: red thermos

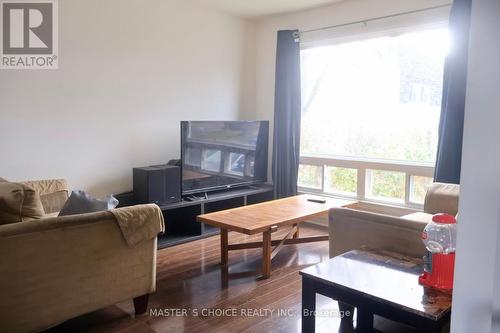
[418,213,457,290]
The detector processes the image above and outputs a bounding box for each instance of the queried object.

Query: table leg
[338,302,354,332]
[302,276,316,333]
[356,308,373,333]
[293,223,299,239]
[262,230,272,278]
[220,229,228,267]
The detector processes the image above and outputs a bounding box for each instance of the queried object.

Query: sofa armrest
[329,207,427,259]
[424,182,459,216]
[0,210,157,333]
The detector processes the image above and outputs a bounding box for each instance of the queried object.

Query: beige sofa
[329,182,459,259]
[0,179,161,333]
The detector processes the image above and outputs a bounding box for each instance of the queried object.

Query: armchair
[0,179,161,333]
[329,183,459,258]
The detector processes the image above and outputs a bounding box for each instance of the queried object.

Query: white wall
[0,0,255,196]
[451,0,500,331]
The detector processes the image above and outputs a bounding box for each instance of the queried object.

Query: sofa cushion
[58,190,118,216]
[401,212,434,224]
[21,179,69,214]
[0,182,45,225]
[40,192,69,214]
[329,207,427,258]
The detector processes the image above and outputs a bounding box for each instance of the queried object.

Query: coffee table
[300,249,452,332]
[197,194,356,279]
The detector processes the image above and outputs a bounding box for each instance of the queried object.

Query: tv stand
[155,184,274,249]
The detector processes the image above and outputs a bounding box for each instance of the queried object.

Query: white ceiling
[188,0,345,18]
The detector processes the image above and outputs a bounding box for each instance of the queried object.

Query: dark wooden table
[300,249,452,333]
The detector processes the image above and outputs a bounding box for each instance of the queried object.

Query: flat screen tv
[181,121,269,195]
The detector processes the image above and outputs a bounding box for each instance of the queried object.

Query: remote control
[307,198,326,204]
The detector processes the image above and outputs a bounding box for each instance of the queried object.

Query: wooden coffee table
[197,194,356,279]
[300,249,452,332]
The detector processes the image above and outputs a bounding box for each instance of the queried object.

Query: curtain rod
[300,3,452,35]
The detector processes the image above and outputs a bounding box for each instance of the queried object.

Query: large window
[299,27,448,205]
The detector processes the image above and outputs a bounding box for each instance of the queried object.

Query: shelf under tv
[156,183,274,249]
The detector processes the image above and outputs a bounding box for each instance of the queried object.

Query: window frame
[298,154,434,209]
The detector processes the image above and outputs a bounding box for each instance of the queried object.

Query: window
[298,165,322,189]
[366,170,406,202]
[325,166,357,196]
[299,26,448,206]
[410,175,433,204]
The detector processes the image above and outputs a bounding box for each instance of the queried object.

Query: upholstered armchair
[328,183,459,258]
[0,179,162,333]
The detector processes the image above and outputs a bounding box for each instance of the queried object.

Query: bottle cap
[432,213,456,224]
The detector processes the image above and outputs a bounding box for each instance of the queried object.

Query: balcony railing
[298,154,435,208]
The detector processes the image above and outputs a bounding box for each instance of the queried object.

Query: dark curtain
[434,0,472,184]
[272,30,301,198]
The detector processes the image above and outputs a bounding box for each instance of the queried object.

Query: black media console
[117,184,274,249]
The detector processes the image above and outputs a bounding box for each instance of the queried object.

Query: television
[181,121,269,195]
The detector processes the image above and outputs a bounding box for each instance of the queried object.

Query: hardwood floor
[46,224,416,333]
